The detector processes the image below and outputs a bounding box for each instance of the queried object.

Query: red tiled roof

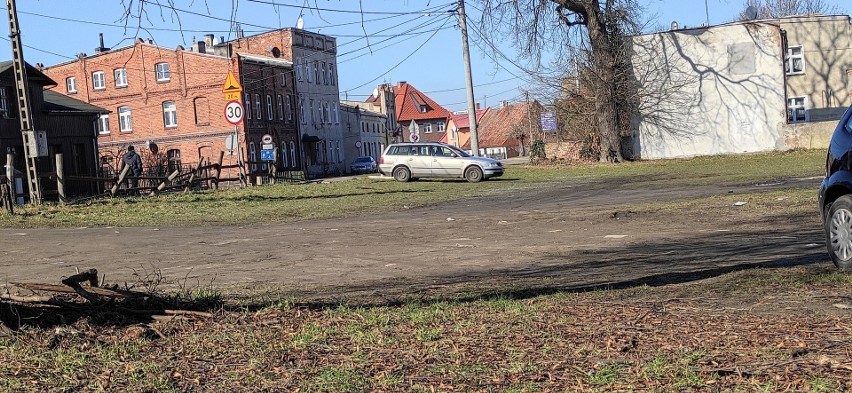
[392,82,450,122]
[463,101,543,149]
[449,109,488,130]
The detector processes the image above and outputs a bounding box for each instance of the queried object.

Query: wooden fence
[0,151,307,211]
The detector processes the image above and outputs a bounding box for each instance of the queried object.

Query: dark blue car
[350,156,377,174]
[819,105,852,270]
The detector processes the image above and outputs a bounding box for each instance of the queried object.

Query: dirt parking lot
[0,175,828,302]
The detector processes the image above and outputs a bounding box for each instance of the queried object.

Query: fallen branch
[61,269,101,304]
[0,293,52,303]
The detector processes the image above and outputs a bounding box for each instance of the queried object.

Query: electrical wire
[246,0,455,15]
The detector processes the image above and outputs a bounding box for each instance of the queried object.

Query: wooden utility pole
[458,0,480,156]
[6,0,42,204]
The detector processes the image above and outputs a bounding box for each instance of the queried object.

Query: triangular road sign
[222,71,243,93]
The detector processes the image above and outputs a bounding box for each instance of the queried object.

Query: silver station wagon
[378,142,504,183]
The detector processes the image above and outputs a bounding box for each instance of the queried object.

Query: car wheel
[826,195,852,270]
[393,166,411,182]
[464,166,483,183]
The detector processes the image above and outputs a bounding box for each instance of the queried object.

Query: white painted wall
[629,23,787,159]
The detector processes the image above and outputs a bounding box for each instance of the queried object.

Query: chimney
[500,100,509,108]
[196,41,206,54]
[204,34,215,47]
[236,23,244,39]
[475,102,480,110]
[94,33,110,53]
[220,36,226,44]
[397,81,407,87]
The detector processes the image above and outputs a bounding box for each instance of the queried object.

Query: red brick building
[41,36,298,178]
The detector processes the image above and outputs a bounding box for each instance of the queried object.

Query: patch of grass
[307,366,371,393]
[808,377,841,392]
[586,362,623,386]
[0,149,826,228]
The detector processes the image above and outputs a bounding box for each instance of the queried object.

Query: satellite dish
[372,88,379,98]
[296,16,304,29]
[671,21,679,30]
[745,6,758,20]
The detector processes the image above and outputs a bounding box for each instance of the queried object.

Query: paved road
[0,177,828,303]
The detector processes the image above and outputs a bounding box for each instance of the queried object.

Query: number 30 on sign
[224,100,244,125]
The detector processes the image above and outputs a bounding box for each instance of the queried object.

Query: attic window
[271,47,281,58]
[419,105,427,113]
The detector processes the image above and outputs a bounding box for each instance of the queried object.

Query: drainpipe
[780,28,789,124]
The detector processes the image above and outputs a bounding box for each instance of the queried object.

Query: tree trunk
[582,1,624,163]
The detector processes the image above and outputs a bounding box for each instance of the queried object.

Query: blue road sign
[540,112,557,132]
[261,149,275,161]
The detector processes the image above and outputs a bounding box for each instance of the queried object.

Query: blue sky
[5,0,850,112]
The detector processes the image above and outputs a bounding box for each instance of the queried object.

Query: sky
[4,0,850,113]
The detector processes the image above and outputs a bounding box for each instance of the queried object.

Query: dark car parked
[349,156,377,174]
[819,105,852,270]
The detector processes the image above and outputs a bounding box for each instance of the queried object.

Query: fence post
[214,151,224,190]
[184,159,204,192]
[55,153,66,204]
[156,170,180,192]
[110,165,130,196]
[5,153,16,208]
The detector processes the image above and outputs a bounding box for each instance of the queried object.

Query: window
[280,72,286,87]
[0,87,9,118]
[438,122,446,132]
[167,149,182,173]
[297,60,304,81]
[324,102,330,124]
[286,95,293,121]
[424,123,433,133]
[419,105,427,113]
[255,94,262,119]
[786,46,805,75]
[97,114,110,134]
[194,97,210,125]
[66,77,77,93]
[290,141,297,167]
[114,68,128,87]
[309,99,315,123]
[314,61,319,84]
[281,142,288,168]
[163,101,178,128]
[245,93,252,120]
[92,71,106,90]
[155,62,170,81]
[787,96,807,122]
[299,97,305,123]
[333,104,339,124]
[249,142,257,172]
[307,60,313,83]
[277,95,284,120]
[266,95,274,120]
[329,64,335,86]
[118,106,133,132]
[321,62,327,85]
[336,141,341,163]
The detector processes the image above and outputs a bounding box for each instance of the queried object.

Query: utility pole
[457,0,479,156]
[6,0,41,204]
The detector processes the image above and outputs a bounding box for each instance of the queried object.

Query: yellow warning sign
[222,71,242,101]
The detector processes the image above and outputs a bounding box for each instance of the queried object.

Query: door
[430,145,464,177]
[406,145,432,176]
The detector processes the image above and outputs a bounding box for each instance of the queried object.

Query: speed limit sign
[224,100,244,125]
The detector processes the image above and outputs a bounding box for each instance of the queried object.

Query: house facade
[1,62,105,200]
[629,15,852,159]
[444,107,488,148]
[41,38,242,176]
[368,81,448,143]
[463,101,540,159]
[340,103,387,169]
[227,28,343,178]
[629,21,787,159]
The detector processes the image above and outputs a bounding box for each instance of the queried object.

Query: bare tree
[479,0,643,162]
[738,0,840,20]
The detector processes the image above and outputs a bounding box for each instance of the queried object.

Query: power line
[341,16,452,93]
[246,0,456,15]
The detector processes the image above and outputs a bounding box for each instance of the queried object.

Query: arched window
[166,149,181,173]
[249,142,257,172]
[280,142,288,169]
[290,141,296,168]
[162,101,177,128]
